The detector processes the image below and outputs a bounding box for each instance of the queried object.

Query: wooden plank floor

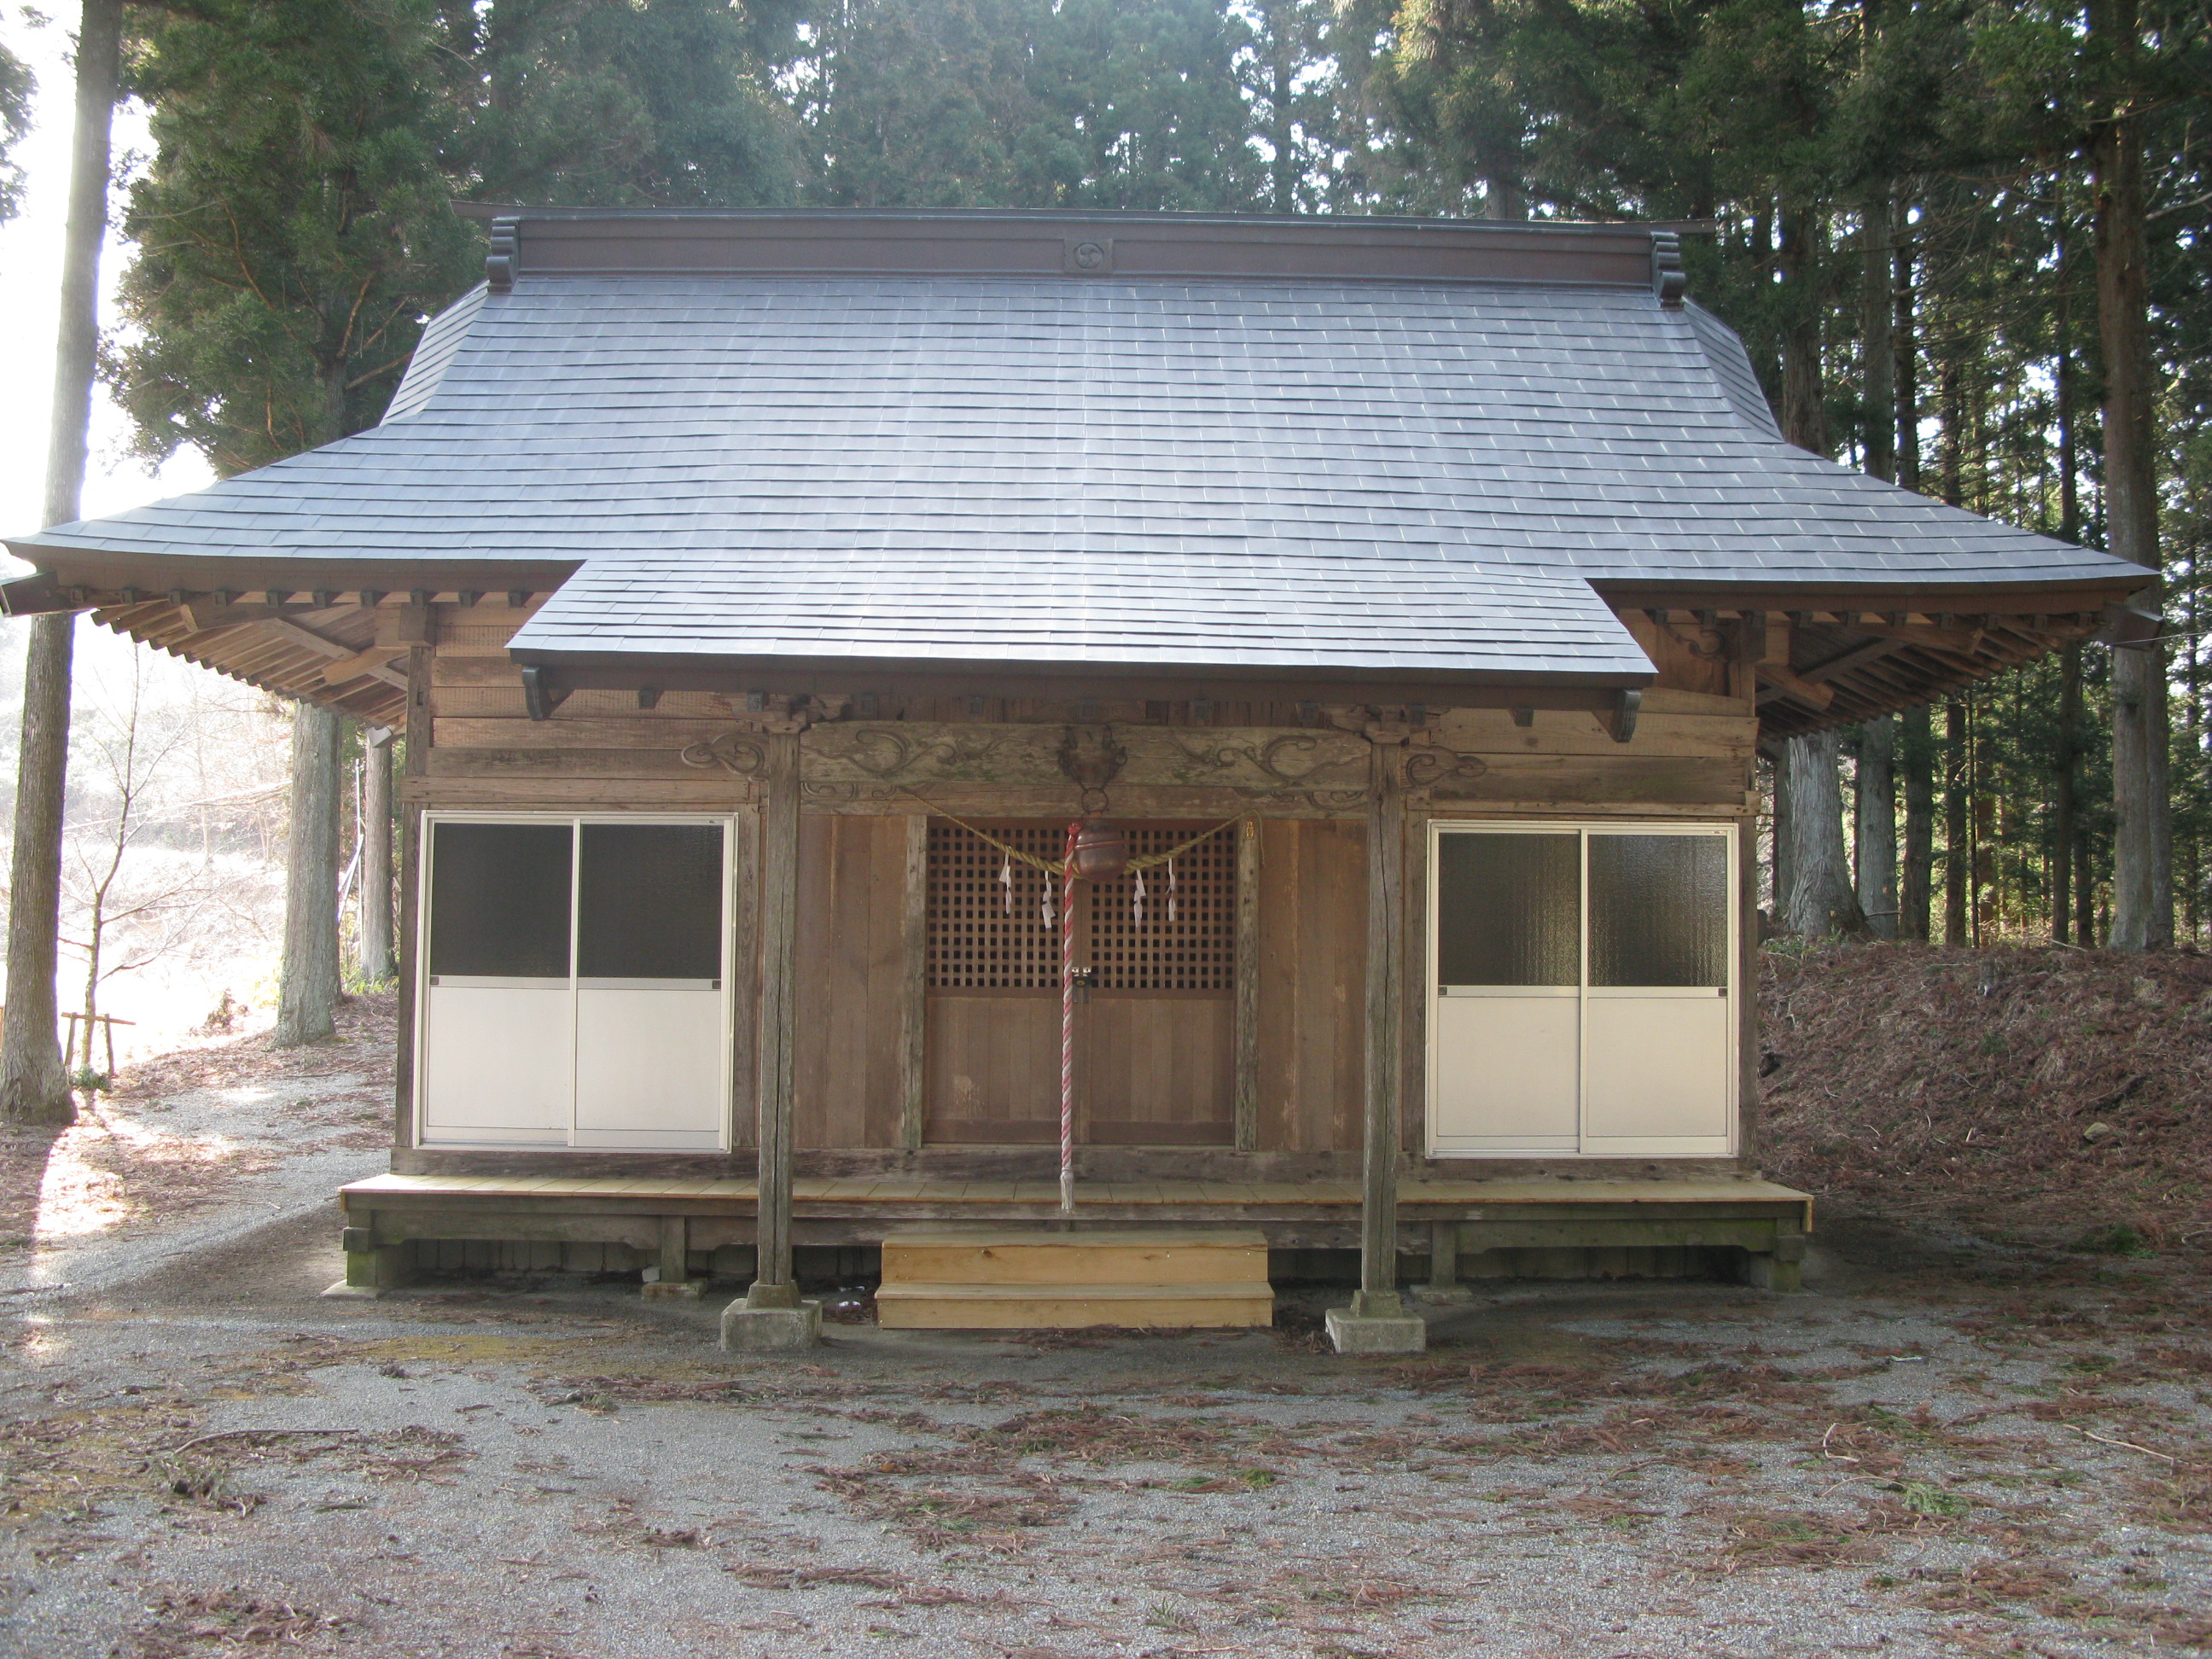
[343,1170,1812,1225]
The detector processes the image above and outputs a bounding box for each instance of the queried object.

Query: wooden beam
[1849,619,1986,654]
[1754,664,1835,710]
[747,729,802,1308]
[256,615,355,660]
[185,600,358,633]
[322,644,406,687]
[1233,816,1260,1154]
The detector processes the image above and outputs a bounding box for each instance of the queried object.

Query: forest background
[0,0,2204,1068]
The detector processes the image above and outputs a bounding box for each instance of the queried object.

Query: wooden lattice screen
[1086,825,1237,992]
[926,824,1067,990]
[925,822,1237,992]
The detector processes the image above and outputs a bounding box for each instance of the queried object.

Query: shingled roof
[2,210,2148,725]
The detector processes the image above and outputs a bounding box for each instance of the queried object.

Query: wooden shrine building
[3,210,2151,1350]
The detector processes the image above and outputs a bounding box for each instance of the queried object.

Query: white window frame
[1425,819,1738,1160]
[411,811,737,1151]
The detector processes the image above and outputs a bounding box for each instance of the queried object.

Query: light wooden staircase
[874,1229,1275,1330]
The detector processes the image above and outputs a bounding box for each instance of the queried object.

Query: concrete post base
[720,1299,823,1352]
[320,1280,384,1300]
[1325,1305,1428,1354]
[642,1280,703,1301]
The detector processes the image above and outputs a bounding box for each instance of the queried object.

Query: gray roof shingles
[11,271,2139,678]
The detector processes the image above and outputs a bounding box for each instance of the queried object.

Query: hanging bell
[1070,819,1129,882]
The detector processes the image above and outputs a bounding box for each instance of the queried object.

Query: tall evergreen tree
[3,0,122,1125]
[108,0,807,1044]
[109,0,475,471]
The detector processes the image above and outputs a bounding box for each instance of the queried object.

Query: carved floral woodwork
[670,718,1513,809]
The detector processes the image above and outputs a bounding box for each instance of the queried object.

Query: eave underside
[39,573,2139,743]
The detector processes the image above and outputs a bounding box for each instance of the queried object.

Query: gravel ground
[4,1202,2210,1658]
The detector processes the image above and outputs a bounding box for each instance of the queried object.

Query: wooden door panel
[795,815,912,1150]
[1254,818,1366,1152]
[925,994,1060,1144]
[1082,996,1235,1145]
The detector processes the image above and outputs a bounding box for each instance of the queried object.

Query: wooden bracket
[521,665,569,721]
[1609,688,1642,743]
[1755,664,1835,710]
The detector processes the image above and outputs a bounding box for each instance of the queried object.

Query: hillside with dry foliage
[1759,943,2212,1251]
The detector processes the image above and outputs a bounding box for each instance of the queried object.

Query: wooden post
[657,1214,690,1287]
[1427,1219,1458,1294]
[727,806,759,1148]
[1737,814,1760,1167]
[1358,734,1406,1318]
[391,624,432,1150]
[1233,817,1260,1154]
[748,729,801,1309]
[393,809,422,1149]
[899,812,928,1152]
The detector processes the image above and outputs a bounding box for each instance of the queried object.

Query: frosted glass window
[429,823,573,978]
[1435,832,1579,986]
[578,824,724,981]
[1588,835,1728,987]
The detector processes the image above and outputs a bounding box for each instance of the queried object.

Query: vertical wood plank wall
[794,814,911,1150]
[1254,819,1368,1152]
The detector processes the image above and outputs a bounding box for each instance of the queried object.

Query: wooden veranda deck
[336,1172,1811,1295]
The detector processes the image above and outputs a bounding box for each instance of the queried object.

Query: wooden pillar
[657,1214,690,1287]
[1737,815,1761,1166]
[1358,734,1407,1317]
[391,615,434,1150]
[899,812,928,1152]
[748,729,801,1308]
[1426,1220,1458,1293]
[1232,817,1260,1153]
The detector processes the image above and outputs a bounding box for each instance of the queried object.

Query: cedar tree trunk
[1943,698,1970,946]
[1854,717,1898,938]
[274,702,343,1045]
[1900,703,1935,940]
[0,0,124,1125]
[2091,5,2170,950]
[2054,644,2083,943]
[1785,731,1869,938]
[1860,189,1895,485]
[358,726,394,982]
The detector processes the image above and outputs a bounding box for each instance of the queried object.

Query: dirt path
[7,994,2212,1656]
[4,1202,2210,1658]
[0,996,393,1301]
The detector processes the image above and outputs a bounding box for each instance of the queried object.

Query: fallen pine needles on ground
[1760,943,2212,1249]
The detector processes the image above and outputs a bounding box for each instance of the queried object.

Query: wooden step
[881,1228,1268,1288]
[875,1280,1276,1330]
[875,1229,1276,1330]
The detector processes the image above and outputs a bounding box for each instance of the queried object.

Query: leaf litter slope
[1759,942,2212,1249]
